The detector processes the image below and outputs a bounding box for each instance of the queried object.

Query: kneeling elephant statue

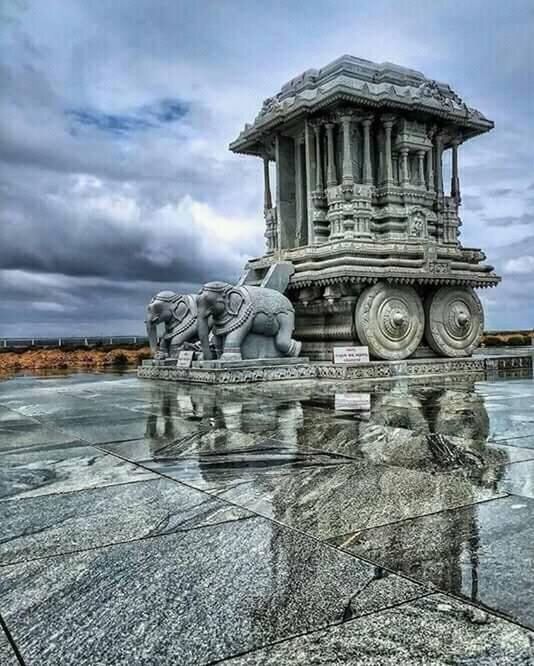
[197,282,302,361]
[145,291,199,359]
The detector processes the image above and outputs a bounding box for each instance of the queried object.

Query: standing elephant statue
[145,291,200,359]
[197,282,301,361]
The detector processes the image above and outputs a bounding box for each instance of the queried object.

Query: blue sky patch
[67,98,189,135]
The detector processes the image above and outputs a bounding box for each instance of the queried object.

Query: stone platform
[138,352,532,385]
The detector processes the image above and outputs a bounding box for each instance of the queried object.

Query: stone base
[137,353,532,385]
[194,357,309,369]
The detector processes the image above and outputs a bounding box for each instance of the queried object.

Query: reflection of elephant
[197,282,302,361]
[145,291,199,359]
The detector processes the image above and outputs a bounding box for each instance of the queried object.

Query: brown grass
[0,347,152,372]
[482,332,533,347]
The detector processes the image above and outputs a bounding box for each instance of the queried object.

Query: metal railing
[1,336,149,349]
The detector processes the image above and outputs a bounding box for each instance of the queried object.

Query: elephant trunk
[197,312,213,360]
[146,313,158,356]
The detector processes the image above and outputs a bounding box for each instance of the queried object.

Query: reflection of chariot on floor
[230,55,500,360]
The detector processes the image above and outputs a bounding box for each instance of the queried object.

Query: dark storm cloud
[0,0,533,333]
[0,178,253,283]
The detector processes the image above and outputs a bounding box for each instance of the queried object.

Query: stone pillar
[361,116,373,185]
[382,116,395,185]
[451,138,461,203]
[392,152,399,185]
[340,113,354,187]
[313,124,324,191]
[435,132,444,196]
[425,147,434,192]
[304,119,315,243]
[263,156,272,211]
[294,135,305,246]
[325,122,337,187]
[400,148,410,187]
[416,150,426,188]
[275,134,296,250]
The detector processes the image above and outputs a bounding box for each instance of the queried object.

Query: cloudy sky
[0,0,533,336]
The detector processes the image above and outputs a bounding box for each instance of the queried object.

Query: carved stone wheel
[355,283,425,360]
[425,287,484,357]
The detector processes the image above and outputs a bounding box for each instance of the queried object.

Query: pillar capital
[381,113,396,129]
[435,130,446,145]
[336,108,356,123]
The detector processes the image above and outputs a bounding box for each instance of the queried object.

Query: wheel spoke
[355,283,424,360]
[425,287,483,357]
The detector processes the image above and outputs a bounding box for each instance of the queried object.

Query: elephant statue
[145,291,200,359]
[197,281,302,361]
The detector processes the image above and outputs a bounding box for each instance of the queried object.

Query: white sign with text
[335,393,371,412]
[176,351,194,368]
[333,346,370,364]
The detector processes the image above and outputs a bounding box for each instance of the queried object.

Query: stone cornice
[230,55,493,156]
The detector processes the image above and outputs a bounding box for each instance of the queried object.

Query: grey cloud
[461,195,484,211]
[0,179,251,284]
[485,214,534,227]
[0,0,533,334]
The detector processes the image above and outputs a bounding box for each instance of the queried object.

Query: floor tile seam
[436,588,534,634]
[0,514,258,568]
[0,476,164,504]
[92,445,520,604]
[500,453,534,468]
[207,591,435,665]
[323,494,513,548]
[329,520,534,636]
[251,435,363,462]
[29,419,510,610]
[0,612,25,665]
[92,444,436,592]
[492,433,534,444]
[92,444,274,514]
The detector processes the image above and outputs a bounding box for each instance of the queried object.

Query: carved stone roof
[230,55,493,156]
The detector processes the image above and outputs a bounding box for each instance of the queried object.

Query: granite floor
[1,368,534,664]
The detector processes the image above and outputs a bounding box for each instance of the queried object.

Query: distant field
[0,330,532,373]
[482,330,534,346]
[0,346,151,372]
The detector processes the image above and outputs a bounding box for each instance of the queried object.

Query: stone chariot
[230,55,500,361]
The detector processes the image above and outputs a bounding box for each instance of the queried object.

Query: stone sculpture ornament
[425,287,483,357]
[355,284,425,361]
[145,291,200,359]
[197,282,302,361]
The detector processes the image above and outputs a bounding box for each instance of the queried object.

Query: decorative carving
[355,283,424,360]
[258,96,282,117]
[409,210,427,238]
[197,282,301,361]
[145,292,200,359]
[189,55,501,367]
[424,287,484,357]
[264,207,278,253]
[137,355,532,384]
[416,80,464,107]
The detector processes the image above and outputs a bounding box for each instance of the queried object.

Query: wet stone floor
[1,368,534,664]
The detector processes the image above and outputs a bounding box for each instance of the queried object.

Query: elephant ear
[172,299,189,323]
[226,289,246,316]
